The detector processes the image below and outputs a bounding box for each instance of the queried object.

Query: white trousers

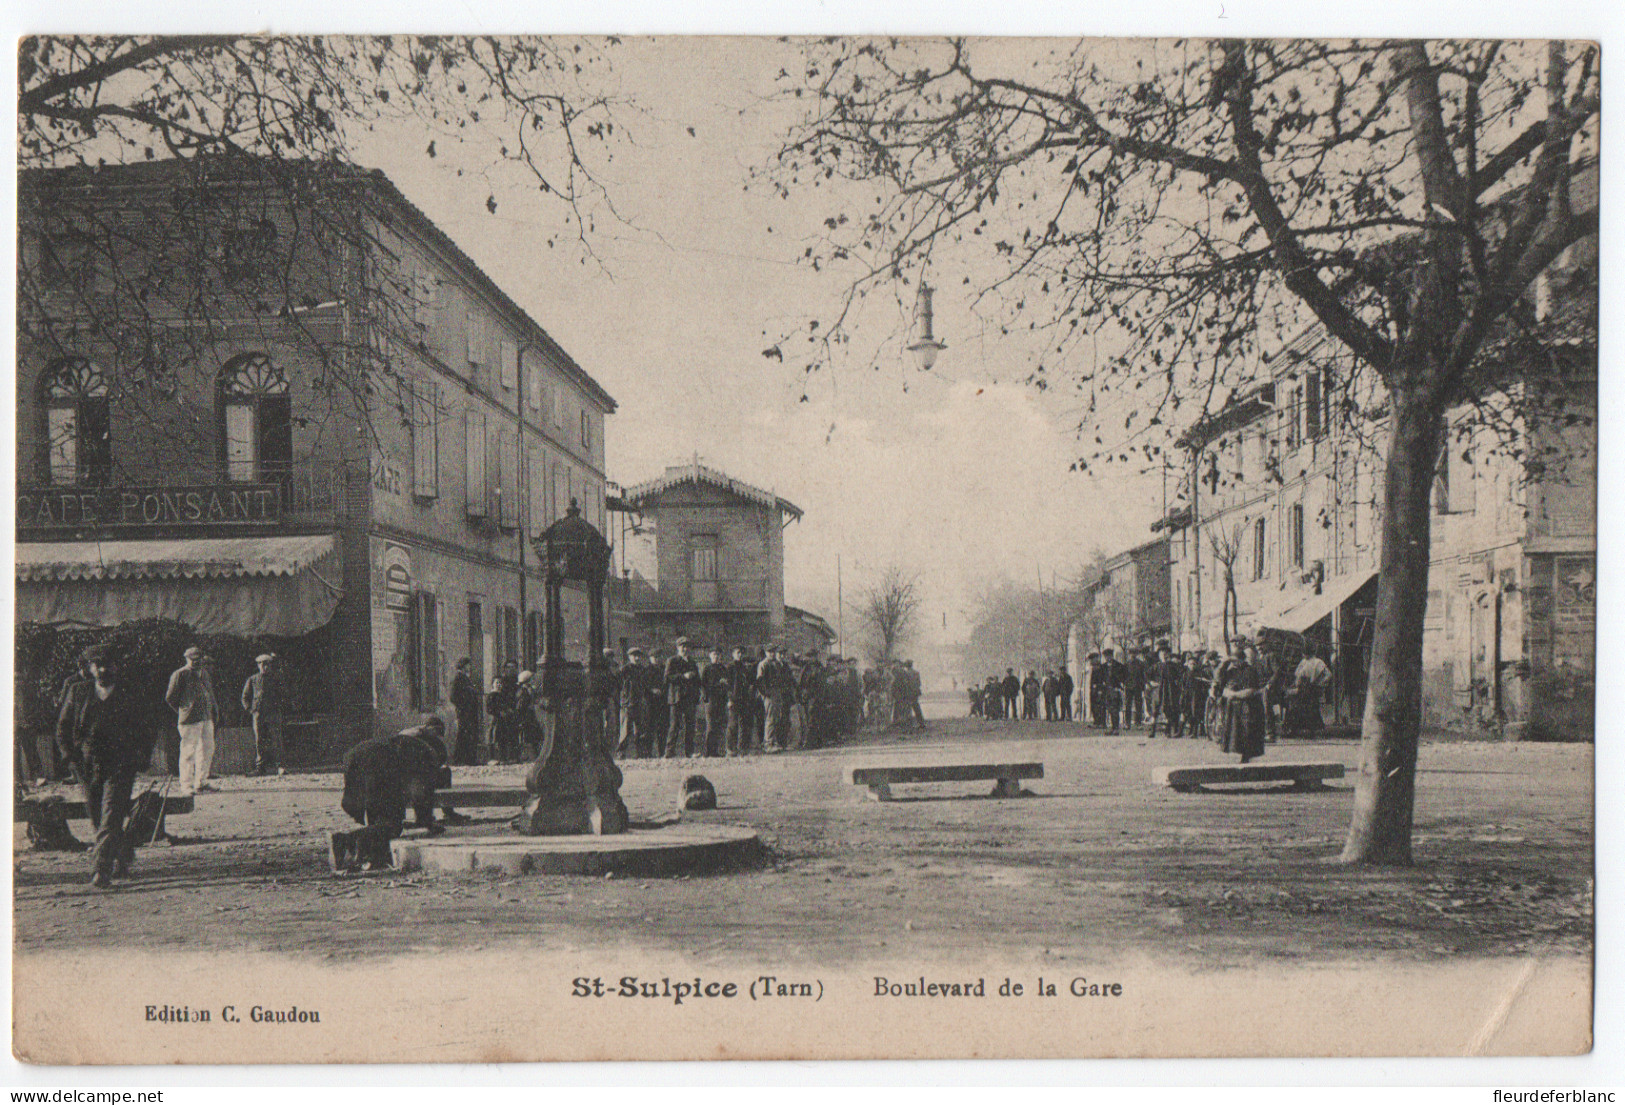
[177,719,216,792]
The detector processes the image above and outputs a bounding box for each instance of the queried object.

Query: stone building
[611,463,833,654]
[15,157,615,764]
[1080,537,1172,653]
[1161,304,1594,737]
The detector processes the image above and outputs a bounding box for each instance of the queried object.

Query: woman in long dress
[1216,640,1267,763]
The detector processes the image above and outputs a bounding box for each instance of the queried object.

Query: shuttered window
[464,409,487,518]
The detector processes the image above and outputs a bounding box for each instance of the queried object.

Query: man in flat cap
[756,644,794,753]
[663,637,701,759]
[331,715,453,872]
[241,653,286,776]
[57,644,145,888]
[165,645,219,794]
[618,647,652,759]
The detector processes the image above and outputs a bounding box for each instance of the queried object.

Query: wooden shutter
[464,409,487,517]
[498,429,518,528]
[500,339,518,391]
[412,380,439,498]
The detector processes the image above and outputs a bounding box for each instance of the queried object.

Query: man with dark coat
[485,668,517,764]
[1099,648,1126,734]
[331,717,452,872]
[1085,653,1103,727]
[725,646,758,755]
[57,644,145,888]
[618,648,653,759]
[663,637,702,759]
[701,646,731,757]
[1041,670,1060,721]
[757,644,794,752]
[1000,669,1020,721]
[1124,649,1147,727]
[1147,644,1185,739]
[448,658,482,766]
[1057,667,1075,721]
[240,652,287,775]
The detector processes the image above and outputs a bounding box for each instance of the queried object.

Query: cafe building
[16,158,615,767]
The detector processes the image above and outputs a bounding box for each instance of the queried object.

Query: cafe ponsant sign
[17,484,281,531]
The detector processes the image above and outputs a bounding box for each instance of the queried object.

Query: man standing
[449,658,481,767]
[241,653,286,776]
[757,644,794,753]
[165,645,218,794]
[664,637,701,759]
[1000,668,1020,721]
[725,645,757,755]
[1147,643,1183,739]
[1289,644,1332,736]
[701,645,731,757]
[1058,666,1075,722]
[1099,648,1126,734]
[1041,670,1059,721]
[1124,649,1147,728]
[619,648,652,759]
[900,659,927,732]
[57,644,144,889]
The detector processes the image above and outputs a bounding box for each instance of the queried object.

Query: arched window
[219,353,291,486]
[40,358,111,485]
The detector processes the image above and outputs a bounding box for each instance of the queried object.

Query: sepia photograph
[7,20,1604,1069]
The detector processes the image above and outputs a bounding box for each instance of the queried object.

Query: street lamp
[907,282,946,370]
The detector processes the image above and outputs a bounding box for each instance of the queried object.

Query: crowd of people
[967,638,1334,761]
[445,637,929,767]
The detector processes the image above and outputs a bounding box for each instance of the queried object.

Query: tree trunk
[1340,385,1446,866]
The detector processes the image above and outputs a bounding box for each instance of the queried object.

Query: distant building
[1084,537,1172,652]
[612,463,833,654]
[15,157,614,762]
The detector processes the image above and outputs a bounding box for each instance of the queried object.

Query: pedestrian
[646,651,670,755]
[619,648,653,758]
[1288,644,1332,736]
[1021,670,1041,720]
[1041,670,1059,721]
[757,644,794,752]
[1099,648,1126,734]
[56,644,145,888]
[664,637,701,759]
[1254,639,1285,743]
[1147,643,1183,739]
[486,668,517,764]
[1000,668,1020,720]
[241,652,286,776]
[1057,666,1075,722]
[1124,649,1146,727]
[1085,653,1103,727]
[725,646,757,755]
[900,660,927,732]
[330,716,452,872]
[165,645,219,794]
[514,670,543,761]
[702,645,731,757]
[1217,639,1267,763]
[449,658,481,767]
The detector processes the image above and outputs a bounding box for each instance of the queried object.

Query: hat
[517,670,534,685]
[628,647,646,657]
[676,636,692,647]
[255,653,275,664]
[82,643,115,665]
[183,646,204,660]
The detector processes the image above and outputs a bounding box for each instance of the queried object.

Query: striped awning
[15,535,342,636]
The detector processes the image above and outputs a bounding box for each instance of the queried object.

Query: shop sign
[383,544,413,612]
[17,484,280,530]
[1553,556,1595,631]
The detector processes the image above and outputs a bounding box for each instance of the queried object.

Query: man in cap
[331,715,452,871]
[619,647,652,758]
[57,644,145,888]
[241,653,286,776]
[1057,665,1075,722]
[165,645,219,794]
[1099,648,1126,734]
[725,645,758,756]
[448,658,482,766]
[756,644,794,753]
[701,645,731,757]
[663,637,701,759]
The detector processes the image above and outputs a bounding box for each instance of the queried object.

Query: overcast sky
[354,37,1175,647]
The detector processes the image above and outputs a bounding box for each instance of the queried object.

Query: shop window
[219,353,291,492]
[40,358,111,485]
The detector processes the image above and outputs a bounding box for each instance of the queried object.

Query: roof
[19,155,616,414]
[15,534,337,582]
[620,463,804,520]
[786,605,837,642]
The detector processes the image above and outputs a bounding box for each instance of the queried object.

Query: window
[219,353,291,490]
[497,429,519,529]
[525,610,544,668]
[552,386,566,429]
[1284,385,1302,450]
[692,534,719,580]
[219,217,279,284]
[410,591,440,709]
[524,352,541,412]
[500,339,518,391]
[464,409,488,518]
[580,408,592,450]
[41,358,111,485]
[466,306,486,367]
[1305,371,1323,441]
[1252,517,1267,581]
[1289,504,1305,569]
[467,601,485,690]
[411,379,439,499]
[528,444,546,535]
[553,461,567,522]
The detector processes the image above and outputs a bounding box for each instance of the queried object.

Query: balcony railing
[622,576,771,613]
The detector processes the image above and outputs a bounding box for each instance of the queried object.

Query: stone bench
[844,760,1043,801]
[14,792,195,822]
[1153,762,1346,793]
[435,785,529,809]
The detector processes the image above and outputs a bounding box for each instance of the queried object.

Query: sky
[352,37,1175,649]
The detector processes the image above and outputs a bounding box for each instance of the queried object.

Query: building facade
[612,463,832,654]
[16,158,615,764]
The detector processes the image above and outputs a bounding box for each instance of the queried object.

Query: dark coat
[665,654,701,706]
[341,726,448,831]
[57,679,146,773]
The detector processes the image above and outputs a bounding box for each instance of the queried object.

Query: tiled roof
[621,463,803,520]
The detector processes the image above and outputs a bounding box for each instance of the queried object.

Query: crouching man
[329,716,453,872]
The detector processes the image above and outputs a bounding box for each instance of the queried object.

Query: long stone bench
[844,759,1043,801]
[1153,762,1346,793]
[14,792,195,822]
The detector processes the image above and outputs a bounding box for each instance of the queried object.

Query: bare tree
[1206,521,1245,645]
[770,38,1597,866]
[857,566,924,664]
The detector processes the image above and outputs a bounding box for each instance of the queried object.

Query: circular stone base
[391,824,766,877]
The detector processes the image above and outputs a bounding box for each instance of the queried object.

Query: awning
[15,534,343,636]
[1251,570,1377,635]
